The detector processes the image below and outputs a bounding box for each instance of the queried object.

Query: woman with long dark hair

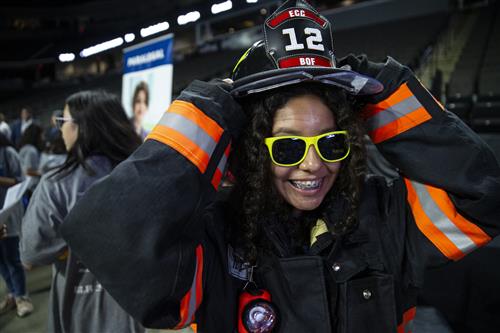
[60,1,500,332]
[20,90,144,333]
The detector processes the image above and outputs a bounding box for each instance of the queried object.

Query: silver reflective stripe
[159,112,217,158]
[366,95,422,131]
[411,181,476,254]
[216,151,228,176]
[184,256,199,326]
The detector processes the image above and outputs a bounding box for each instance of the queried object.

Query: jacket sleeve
[349,55,500,266]
[20,175,68,266]
[60,80,246,329]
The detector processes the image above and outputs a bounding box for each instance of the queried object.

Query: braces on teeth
[291,180,322,189]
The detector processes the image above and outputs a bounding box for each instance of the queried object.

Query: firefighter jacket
[61,57,500,333]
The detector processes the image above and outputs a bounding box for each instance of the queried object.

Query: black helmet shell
[231,0,383,97]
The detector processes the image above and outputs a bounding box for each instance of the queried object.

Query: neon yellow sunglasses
[264,130,350,167]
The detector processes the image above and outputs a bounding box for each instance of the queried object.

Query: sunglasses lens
[318,133,348,161]
[272,138,306,165]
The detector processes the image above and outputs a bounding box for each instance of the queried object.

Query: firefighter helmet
[231,0,383,97]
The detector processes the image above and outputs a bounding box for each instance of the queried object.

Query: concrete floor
[0,265,52,333]
[0,265,193,333]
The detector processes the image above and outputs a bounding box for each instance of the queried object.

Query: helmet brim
[231,66,384,97]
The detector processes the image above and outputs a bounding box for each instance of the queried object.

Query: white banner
[122,34,174,139]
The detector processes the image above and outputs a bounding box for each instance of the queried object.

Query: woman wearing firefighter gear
[61,1,500,332]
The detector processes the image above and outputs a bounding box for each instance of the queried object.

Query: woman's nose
[298,145,322,172]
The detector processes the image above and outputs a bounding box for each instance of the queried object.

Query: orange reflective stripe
[223,143,231,157]
[168,100,223,142]
[425,185,491,247]
[406,178,491,259]
[369,106,431,144]
[148,125,210,173]
[404,179,465,260]
[364,83,414,118]
[364,82,433,144]
[430,92,445,111]
[211,143,231,189]
[174,245,204,329]
[194,245,204,310]
[397,307,416,333]
[211,168,223,189]
[147,100,226,176]
[176,292,191,329]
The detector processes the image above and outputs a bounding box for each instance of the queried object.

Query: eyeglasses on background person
[54,116,74,129]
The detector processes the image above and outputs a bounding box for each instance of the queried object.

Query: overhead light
[124,33,135,43]
[79,37,124,58]
[247,0,258,3]
[177,11,201,25]
[211,0,232,14]
[341,0,355,5]
[58,53,75,62]
[140,22,170,37]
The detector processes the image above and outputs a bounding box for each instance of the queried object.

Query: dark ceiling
[0,0,276,64]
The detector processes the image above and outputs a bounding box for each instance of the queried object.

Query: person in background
[131,81,150,140]
[20,90,144,333]
[18,124,44,177]
[0,132,33,318]
[38,131,67,175]
[44,110,63,145]
[0,113,12,141]
[11,106,33,148]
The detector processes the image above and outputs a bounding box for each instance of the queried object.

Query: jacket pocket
[259,256,332,333]
[339,273,398,333]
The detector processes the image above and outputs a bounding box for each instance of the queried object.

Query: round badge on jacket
[231,0,383,97]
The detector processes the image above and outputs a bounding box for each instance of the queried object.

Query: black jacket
[61,59,500,332]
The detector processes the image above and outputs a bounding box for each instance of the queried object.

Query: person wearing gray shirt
[18,124,44,177]
[20,91,143,333]
[0,134,33,317]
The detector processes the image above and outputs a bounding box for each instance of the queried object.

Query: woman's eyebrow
[272,127,302,136]
[272,127,337,136]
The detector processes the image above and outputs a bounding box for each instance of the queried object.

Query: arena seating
[334,13,448,67]
[443,2,500,144]
[477,3,500,101]
[447,6,495,102]
[172,49,243,95]
[471,101,500,132]
[468,3,500,135]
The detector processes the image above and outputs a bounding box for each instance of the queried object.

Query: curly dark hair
[229,83,366,264]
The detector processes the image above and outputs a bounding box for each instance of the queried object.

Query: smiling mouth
[289,178,323,190]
